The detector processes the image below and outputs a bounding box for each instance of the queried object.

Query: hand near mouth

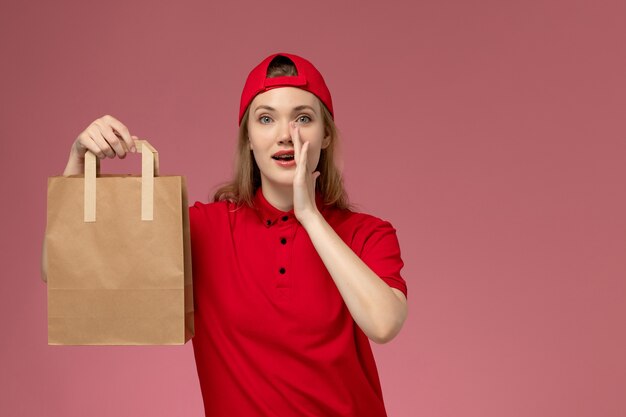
[291,121,321,226]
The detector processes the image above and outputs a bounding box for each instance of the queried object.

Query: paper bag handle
[84,139,160,222]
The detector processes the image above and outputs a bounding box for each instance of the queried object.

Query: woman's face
[247,87,330,190]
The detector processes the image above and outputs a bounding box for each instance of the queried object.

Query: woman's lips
[272,150,296,168]
[273,158,296,168]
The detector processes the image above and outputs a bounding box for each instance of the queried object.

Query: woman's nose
[277,121,293,145]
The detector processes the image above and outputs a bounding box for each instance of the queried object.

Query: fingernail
[131,146,136,152]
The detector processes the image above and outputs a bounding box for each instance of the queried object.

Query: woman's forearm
[63,148,84,176]
[301,213,407,344]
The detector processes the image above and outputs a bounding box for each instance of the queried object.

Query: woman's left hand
[291,121,321,226]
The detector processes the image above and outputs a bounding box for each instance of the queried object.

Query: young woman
[44,52,408,417]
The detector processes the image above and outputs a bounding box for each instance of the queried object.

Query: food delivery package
[45,139,194,345]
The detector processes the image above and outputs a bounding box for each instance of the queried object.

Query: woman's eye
[259,116,272,124]
[296,115,311,123]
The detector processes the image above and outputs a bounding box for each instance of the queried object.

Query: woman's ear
[321,131,331,149]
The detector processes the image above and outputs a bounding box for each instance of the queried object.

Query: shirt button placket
[275,216,292,301]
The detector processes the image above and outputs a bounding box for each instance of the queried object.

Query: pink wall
[1,0,625,416]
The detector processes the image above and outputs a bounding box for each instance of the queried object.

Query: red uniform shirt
[189,188,407,417]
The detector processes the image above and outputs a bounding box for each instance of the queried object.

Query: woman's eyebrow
[254,105,275,113]
[254,104,317,114]
[293,105,317,114]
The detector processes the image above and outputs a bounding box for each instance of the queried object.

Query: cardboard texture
[45,140,194,345]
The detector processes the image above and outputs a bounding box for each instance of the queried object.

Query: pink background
[1,0,625,416]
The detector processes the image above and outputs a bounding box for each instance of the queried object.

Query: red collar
[253,187,326,227]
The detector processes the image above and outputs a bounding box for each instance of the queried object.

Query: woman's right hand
[64,115,138,176]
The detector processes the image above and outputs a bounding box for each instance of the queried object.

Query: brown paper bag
[46,139,194,345]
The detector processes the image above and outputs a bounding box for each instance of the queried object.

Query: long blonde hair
[213,57,350,209]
